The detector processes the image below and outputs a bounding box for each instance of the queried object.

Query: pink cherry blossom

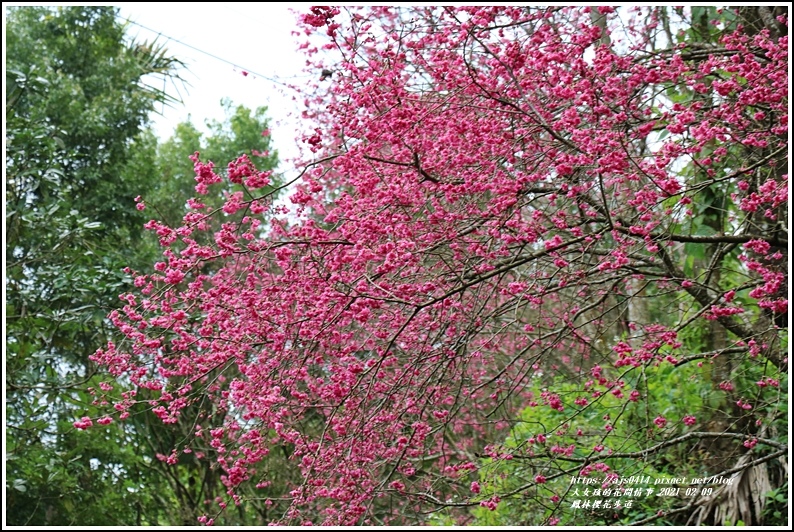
[86,6,787,526]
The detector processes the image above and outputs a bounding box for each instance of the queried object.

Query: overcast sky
[115,3,313,165]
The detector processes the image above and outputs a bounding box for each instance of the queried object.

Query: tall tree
[5,7,284,522]
[5,6,187,524]
[149,98,279,227]
[89,6,787,526]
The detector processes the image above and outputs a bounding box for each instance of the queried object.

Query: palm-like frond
[129,37,190,110]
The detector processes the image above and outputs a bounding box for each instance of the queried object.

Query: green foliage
[4,6,185,525]
[148,98,279,227]
[465,354,787,526]
[5,416,176,525]
[761,483,788,525]
[6,6,184,237]
[205,98,279,174]
[5,8,283,525]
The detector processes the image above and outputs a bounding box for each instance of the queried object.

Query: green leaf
[13,478,28,493]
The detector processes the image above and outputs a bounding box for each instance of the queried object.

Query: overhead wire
[120,17,310,88]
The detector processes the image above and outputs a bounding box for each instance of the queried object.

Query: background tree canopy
[5,6,279,525]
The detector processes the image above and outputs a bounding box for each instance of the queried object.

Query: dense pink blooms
[480,495,501,511]
[86,6,787,526]
[73,416,93,430]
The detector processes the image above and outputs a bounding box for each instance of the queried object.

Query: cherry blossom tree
[88,6,787,525]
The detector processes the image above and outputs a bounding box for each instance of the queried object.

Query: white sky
[114,2,315,166]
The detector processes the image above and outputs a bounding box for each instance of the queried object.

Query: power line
[121,17,307,88]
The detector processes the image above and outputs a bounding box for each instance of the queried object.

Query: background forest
[5,6,278,524]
